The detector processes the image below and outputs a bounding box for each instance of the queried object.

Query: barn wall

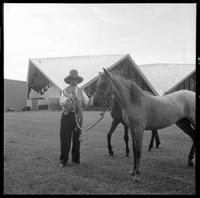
[4,79,27,111]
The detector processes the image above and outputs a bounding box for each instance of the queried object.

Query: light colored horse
[93,68,195,181]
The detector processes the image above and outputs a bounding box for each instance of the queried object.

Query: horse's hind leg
[176,118,195,166]
[107,119,119,156]
[148,130,160,151]
[154,130,161,148]
[123,124,129,157]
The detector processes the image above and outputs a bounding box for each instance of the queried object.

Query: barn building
[4,79,28,112]
[27,54,195,110]
[82,63,195,97]
[27,54,157,110]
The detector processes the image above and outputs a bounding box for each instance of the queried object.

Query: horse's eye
[100,82,106,89]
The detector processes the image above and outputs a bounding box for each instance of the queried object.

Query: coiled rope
[63,90,106,132]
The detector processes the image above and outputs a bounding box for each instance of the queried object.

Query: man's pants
[60,112,81,164]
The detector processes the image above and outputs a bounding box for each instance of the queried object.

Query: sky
[4,3,196,81]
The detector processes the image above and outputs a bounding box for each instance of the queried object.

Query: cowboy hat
[64,69,83,84]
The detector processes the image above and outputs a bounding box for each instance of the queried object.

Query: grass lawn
[4,111,195,194]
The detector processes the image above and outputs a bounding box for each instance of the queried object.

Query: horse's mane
[110,72,144,105]
[129,81,144,105]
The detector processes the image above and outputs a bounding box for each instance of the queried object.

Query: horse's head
[93,68,113,107]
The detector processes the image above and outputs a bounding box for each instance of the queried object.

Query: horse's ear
[103,68,112,80]
[99,72,104,76]
[103,68,107,73]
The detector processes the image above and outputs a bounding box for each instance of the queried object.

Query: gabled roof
[81,54,158,95]
[80,54,159,95]
[29,55,195,96]
[138,63,195,95]
[29,54,127,90]
[80,54,129,89]
[166,70,195,94]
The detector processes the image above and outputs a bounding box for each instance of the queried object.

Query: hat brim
[64,76,83,84]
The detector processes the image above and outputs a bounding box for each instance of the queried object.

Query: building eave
[29,59,62,93]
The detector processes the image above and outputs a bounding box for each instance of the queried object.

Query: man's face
[70,79,78,86]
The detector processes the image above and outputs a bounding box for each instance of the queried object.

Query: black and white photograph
[3,3,196,195]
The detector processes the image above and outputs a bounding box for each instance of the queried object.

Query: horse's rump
[143,90,195,130]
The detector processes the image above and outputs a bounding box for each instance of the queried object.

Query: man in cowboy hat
[59,69,91,167]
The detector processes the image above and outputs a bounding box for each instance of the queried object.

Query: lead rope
[71,96,106,132]
[63,89,106,132]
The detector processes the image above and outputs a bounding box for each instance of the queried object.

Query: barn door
[32,99,38,110]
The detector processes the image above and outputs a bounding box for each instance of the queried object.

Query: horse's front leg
[130,128,136,175]
[130,126,144,181]
[123,124,129,157]
[107,119,119,156]
[148,130,161,151]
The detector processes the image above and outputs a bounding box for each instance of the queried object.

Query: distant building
[4,79,28,112]
[27,54,195,110]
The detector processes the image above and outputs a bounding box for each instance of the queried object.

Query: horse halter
[95,88,112,109]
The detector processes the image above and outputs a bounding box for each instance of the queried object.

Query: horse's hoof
[188,161,194,167]
[148,148,152,151]
[134,176,141,182]
[59,162,67,168]
[130,170,135,176]
[109,151,114,156]
[156,144,160,148]
[126,153,129,157]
